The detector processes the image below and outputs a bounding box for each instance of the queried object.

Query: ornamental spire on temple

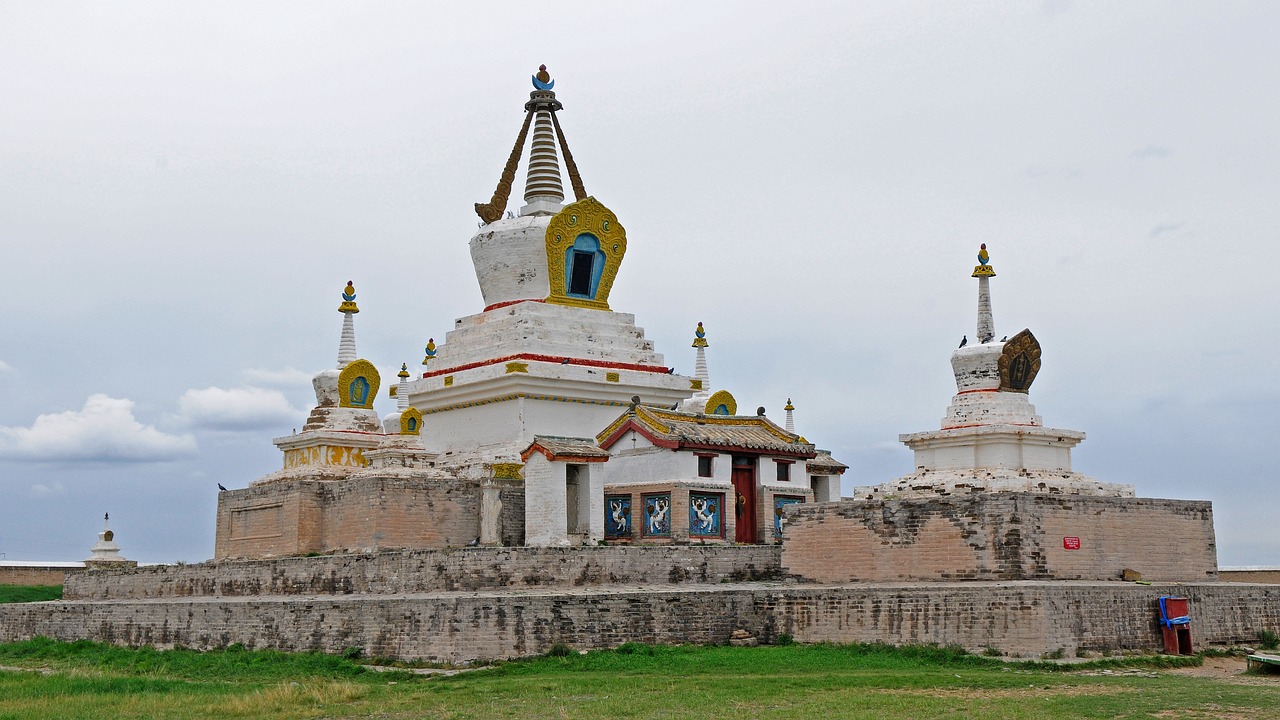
[474,65,587,224]
[337,281,359,367]
[973,244,995,345]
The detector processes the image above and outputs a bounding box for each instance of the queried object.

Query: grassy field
[1,638,1277,719]
[0,586,62,604]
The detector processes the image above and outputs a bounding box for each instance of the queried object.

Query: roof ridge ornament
[337,281,359,368]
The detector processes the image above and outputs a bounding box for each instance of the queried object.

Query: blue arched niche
[565,233,606,300]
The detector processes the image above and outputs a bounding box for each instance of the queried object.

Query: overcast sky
[2,1,1277,566]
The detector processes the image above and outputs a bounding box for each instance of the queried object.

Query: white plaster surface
[469,215,553,308]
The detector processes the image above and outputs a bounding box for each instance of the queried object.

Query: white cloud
[240,367,315,386]
[0,395,197,462]
[28,482,66,498]
[0,360,12,372]
[177,386,300,431]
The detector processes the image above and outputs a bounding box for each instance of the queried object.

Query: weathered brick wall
[1220,570,1280,584]
[215,477,525,559]
[6,582,1277,662]
[770,582,1280,656]
[781,494,1216,583]
[64,546,783,600]
[0,567,78,586]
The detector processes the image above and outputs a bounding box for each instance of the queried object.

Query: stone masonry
[781,494,1216,583]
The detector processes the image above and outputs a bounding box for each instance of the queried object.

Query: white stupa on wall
[856,244,1133,499]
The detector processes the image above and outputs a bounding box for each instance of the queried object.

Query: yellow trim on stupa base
[544,197,626,311]
[690,379,704,390]
[972,264,996,278]
[420,393,628,416]
[605,372,620,382]
[505,362,530,374]
[283,445,370,469]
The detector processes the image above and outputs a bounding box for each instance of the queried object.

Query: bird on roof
[959,335,968,348]
[217,483,228,492]
[1001,335,1008,342]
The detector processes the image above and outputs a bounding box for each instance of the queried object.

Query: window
[776,460,792,482]
[569,250,594,296]
[698,455,713,478]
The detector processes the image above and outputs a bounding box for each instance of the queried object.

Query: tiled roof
[806,451,849,475]
[523,435,611,462]
[599,406,816,457]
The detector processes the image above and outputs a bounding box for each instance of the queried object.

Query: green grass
[0,586,62,604]
[1,639,1277,719]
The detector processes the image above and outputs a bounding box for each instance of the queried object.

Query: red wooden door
[732,465,757,544]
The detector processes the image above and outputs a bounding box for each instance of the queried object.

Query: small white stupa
[84,513,136,569]
[857,244,1133,499]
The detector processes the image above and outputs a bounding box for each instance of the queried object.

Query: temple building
[214,67,847,558]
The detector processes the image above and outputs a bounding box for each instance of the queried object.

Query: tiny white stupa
[857,245,1133,499]
[85,512,135,568]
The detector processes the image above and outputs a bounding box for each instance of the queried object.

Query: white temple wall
[809,475,840,503]
[523,454,569,546]
[421,398,631,459]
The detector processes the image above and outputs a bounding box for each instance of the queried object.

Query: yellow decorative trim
[704,390,737,416]
[283,445,369,469]
[492,463,524,480]
[972,264,996,278]
[505,362,529,374]
[605,372,620,382]
[389,386,398,397]
[545,197,626,311]
[338,359,380,409]
[400,407,423,436]
[443,375,454,386]
[421,393,628,416]
[690,379,703,390]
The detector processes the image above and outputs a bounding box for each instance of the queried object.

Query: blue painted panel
[689,493,723,538]
[605,495,631,538]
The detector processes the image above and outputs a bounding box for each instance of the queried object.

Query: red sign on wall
[1063,536,1081,550]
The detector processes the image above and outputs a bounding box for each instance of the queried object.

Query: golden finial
[398,362,410,379]
[338,280,360,313]
[422,338,438,365]
[784,398,794,411]
[692,322,709,348]
[972,244,996,278]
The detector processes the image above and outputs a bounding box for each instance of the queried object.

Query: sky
[1,1,1277,566]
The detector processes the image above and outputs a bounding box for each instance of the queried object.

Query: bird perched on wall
[217,483,228,492]
[1001,335,1008,342]
[958,335,968,348]
[466,537,480,547]
[560,358,570,364]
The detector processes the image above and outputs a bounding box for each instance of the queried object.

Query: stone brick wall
[0,566,78,586]
[1220,570,1280,584]
[6,581,1277,662]
[781,494,1216,583]
[769,582,1280,657]
[215,477,524,559]
[63,546,783,600]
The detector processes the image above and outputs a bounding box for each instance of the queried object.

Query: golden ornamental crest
[998,329,1041,393]
[545,197,626,311]
[338,359,381,409]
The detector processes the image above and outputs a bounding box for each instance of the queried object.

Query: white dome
[469,214,552,309]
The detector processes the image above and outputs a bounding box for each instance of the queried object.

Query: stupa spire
[692,322,710,389]
[475,65,587,223]
[396,363,410,413]
[972,244,996,344]
[337,281,359,368]
[785,398,795,434]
